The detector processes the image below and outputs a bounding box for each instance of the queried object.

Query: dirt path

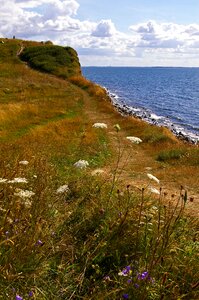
[17,43,25,56]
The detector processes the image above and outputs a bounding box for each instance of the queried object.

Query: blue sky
[78,0,199,28]
[1,0,199,66]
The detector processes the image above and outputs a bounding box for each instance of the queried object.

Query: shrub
[157,148,186,162]
[20,45,81,78]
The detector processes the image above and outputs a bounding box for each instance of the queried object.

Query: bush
[157,149,186,162]
[20,45,81,78]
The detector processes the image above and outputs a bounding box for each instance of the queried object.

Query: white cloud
[91,19,116,37]
[1,1,199,66]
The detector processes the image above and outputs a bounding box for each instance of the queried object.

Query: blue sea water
[82,67,199,143]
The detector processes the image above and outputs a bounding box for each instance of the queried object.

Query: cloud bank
[1,1,199,66]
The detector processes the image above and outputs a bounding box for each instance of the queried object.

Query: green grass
[157,148,186,162]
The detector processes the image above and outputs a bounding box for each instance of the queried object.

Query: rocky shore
[105,88,199,145]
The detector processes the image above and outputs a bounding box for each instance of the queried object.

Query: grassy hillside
[0,38,198,300]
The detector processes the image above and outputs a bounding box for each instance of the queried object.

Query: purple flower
[123,265,131,274]
[16,295,23,300]
[35,239,44,246]
[28,291,34,297]
[122,294,129,299]
[134,283,140,288]
[127,278,132,284]
[137,271,149,280]
[118,265,132,276]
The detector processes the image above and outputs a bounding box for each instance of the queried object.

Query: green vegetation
[0,38,198,299]
[157,149,186,162]
[20,45,81,78]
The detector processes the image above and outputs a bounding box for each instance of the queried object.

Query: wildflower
[35,239,44,246]
[147,173,160,184]
[137,271,149,280]
[19,160,29,165]
[0,178,7,183]
[134,283,140,288]
[151,206,158,211]
[126,136,142,144]
[56,184,69,194]
[14,189,35,199]
[118,265,131,276]
[8,178,28,183]
[74,160,89,169]
[122,294,129,299]
[148,187,160,195]
[28,291,34,297]
[91,169,105,176]
[127,278,132,284]
[93,123,107,129]
[16,295,23,300]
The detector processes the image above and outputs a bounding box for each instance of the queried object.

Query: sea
[82,67,199,144]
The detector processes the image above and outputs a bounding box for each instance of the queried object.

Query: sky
[1,0,199,66]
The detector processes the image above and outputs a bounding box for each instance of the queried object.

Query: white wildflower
[0,178,7,183]
[19,160,29,165]
[56,184,69,194]
[149,187,160,195]
[14,188,35,198]
[91,169,105,176]
[126,136,142,144]
[147,173,160,184]
[74,160,89,169]
[8,177,28,183]
[24,199,32,208]
[151,206,158,211]
[93,123,107,129]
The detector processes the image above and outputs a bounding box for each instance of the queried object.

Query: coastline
[104,87,199,145]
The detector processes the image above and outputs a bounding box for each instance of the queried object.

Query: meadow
[0,38,198,299]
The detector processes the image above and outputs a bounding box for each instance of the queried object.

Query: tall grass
[0,141,198,299]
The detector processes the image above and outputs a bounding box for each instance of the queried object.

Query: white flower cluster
[0,177,28,184]
[0,178,7,183]
[147,173,160,184]
[19,160,29,165]
[93,123,108,129]
[74,160,89,169]
[56,184,69,194]
[148,187,160,195]
[8,178,28,183]
[91,169,105,176]
[14,188,35,199]
[126,136,142,144]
